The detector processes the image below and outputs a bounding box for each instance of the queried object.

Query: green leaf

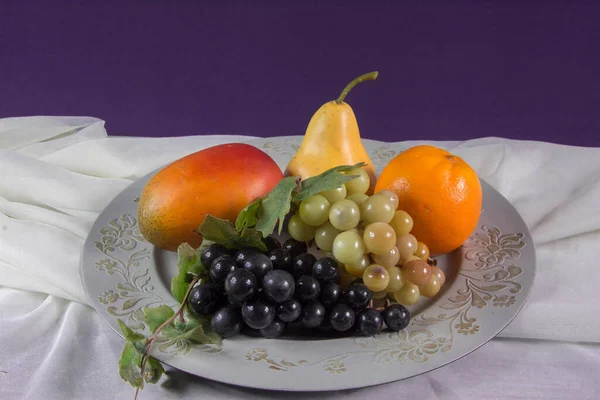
[170,273,193,304]
[255,176,298,235]
[144,306,175,333]
[170,243,206,303]
[293,163,366,202]
[161,315,222,346]
[118,341,144,389]
[118,319,145,343]
[199,215,240,248]
[238,227,269,250]
[199,215,267,252]
[117,330,165,388]
[177,242,205,276]
[144,357,165,384]
[235,197,263,232]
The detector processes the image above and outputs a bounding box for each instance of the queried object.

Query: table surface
[1,1,600,147]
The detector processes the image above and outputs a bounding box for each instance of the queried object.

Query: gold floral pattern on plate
[261,138,301,158]
[92,212,222,354]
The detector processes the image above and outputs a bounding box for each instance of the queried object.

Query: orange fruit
[374,145,482,255]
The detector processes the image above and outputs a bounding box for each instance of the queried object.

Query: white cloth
[1,116,599,399]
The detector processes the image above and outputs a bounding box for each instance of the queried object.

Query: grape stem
[134,273,203,400]
[295,176,302,192]
[369,298,392,311]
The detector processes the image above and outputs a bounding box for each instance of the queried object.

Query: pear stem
[335,71,379,104]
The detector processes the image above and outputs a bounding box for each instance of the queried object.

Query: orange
[374,145,482,255]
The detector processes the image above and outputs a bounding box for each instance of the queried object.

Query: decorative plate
[80,136,536,391]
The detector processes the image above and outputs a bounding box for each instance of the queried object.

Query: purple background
[2,1,599,146]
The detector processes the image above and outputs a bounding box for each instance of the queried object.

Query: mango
[138,143,283,251]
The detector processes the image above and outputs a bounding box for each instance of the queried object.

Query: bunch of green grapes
[287,167,446,306]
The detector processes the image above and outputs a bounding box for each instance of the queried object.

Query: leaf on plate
[118,319,145,343]
[238,227,269,250]
[144,305,175,334]
[235,197,263,232]
[161,315,222,346]
[293,163,366,202]
[255,176,298,235]
[199,215,267,252]
[199,215,239,248]
[170,243,206,303]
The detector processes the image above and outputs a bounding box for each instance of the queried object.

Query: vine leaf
[161,314,221,346]
[293,163,365,202]
[199,215,267,252]
[170,243,206,303]
[235,197,262,232]
[117,320,164,390]
[255,177,298,236]
[144,305,175,333]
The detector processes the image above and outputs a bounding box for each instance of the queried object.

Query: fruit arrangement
[122,71,482,396]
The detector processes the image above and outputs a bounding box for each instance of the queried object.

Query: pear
[285,72,378,193]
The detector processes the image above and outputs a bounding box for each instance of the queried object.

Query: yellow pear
[285,72,378,193]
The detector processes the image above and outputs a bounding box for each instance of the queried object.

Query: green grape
[396,233,418,262]
[419,274,441,297]
[363,264,390,292]
[385,266,405,293]
[393,282,420,305]
[372,246,400,269]
[344,168,370,194]
[403,259,432,286]
[346,193,369,208]
[389,210,414,237]
[314,221,341,252]
[320,184,347,204]
[372,290,388,300]
[414,241,430,261]
[375,189,399,210]
[400,254,421,266]
[431,266,446,287]
[287,213,316,242]
[329,199,360,231]
[363,222,397,255]
[332,230,365,265]
[344,254,370,278]
[361,195,395,224]
[299,195,331,226]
